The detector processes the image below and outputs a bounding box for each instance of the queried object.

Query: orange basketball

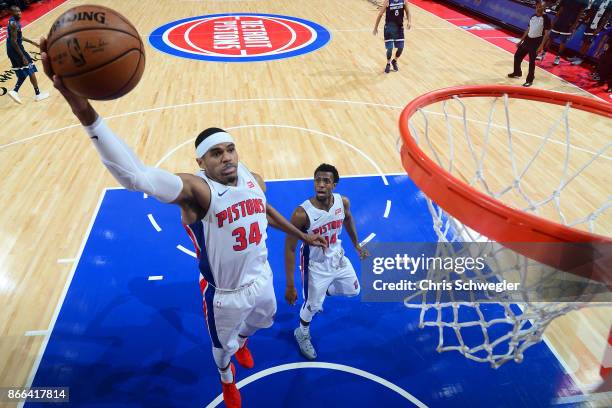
[47,5,145,100]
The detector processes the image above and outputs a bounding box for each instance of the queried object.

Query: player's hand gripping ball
[46,5,145,100]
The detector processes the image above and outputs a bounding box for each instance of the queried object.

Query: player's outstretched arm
[266,204,327,248]
[342,196,370,259]
[251,172,327,248]
[284,207,309,305]
[39,36,209,211]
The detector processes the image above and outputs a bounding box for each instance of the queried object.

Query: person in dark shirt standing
[508,1,551,87]
[537,0,586,65]
[569,0,611,66]
[5,5,48,104]
[373,0,411,74]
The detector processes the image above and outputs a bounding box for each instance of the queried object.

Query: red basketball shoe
[221,363,241,408]
[234,340,254,369]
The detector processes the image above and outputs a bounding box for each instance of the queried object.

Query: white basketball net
[401,93,611,368]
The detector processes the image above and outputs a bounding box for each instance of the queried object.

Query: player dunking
[373,0,411,73]
[5,6,48,104]
[39,37,326,408]
[285,164,369,360]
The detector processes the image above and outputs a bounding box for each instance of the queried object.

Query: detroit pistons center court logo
[148,13,331,62]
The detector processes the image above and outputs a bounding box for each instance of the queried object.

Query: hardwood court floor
[0,0,609,394]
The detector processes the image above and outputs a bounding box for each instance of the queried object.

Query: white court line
[0,124,81,150]
[553,391,612,405]
[56,258,75,264]
[3,97,606,161]
[204,362,428,408]
[384,200,392,218]
[541,335,591,392]
[24,330,49,337]
[19,189,107,408]
[148,276,164,281]
[178,0,258,2]
[177,245,197,258]
[155,124,389,185]
[147,214,162,232]
[330,28,371,32]
[143,172,404,199]
[412,27,462,30]
[331,27,457,32]
[265,172,406,183]
[0,98,402,151]
[360,232,376,246]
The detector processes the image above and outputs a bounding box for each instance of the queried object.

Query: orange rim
[399,85,611,285]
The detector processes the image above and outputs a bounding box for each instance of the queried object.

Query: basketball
[46,5,145,100]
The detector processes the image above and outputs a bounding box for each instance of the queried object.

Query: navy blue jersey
[6,17,23,51]
[386,0,405,27]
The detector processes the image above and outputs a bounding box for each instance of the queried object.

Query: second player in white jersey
[300,192,345,265]
[285,164,370,360]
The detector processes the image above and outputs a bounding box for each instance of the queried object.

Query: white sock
[299,303,316,322]
[219,364,234,384]
[300,322,310,336]
[212,347,231,366]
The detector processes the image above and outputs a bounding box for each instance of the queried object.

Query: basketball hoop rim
[399,85,611,281]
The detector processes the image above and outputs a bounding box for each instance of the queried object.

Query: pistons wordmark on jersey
[300,193,345,265]
[184,164,270,290]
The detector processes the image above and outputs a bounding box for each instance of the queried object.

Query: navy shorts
[583,27,597,43]
[7,46,37,80]
[384,23,405,49]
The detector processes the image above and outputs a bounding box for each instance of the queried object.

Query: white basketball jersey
[300,193,345,265]
[184,163,269,290]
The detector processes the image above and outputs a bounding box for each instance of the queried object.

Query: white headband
[195,132,235,158]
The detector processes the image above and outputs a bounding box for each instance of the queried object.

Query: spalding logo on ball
[148,13,331,62]
[47,5,145,100]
